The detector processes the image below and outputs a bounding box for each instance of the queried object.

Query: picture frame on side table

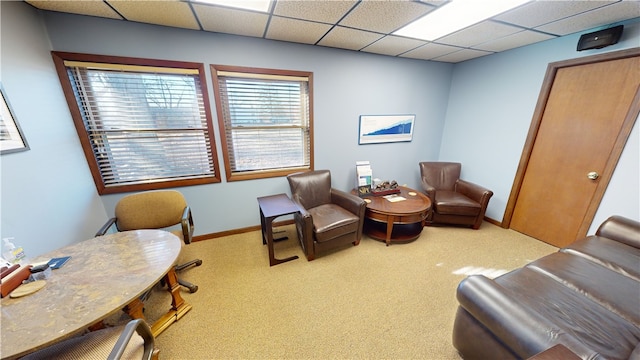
[0,85,29,154]
[358,114,415,144]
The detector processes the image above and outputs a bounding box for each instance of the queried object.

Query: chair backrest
[115,190,187,231]
[287,170,332,210]
[419,162,461,191]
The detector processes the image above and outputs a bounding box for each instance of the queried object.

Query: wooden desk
[0,230,191,360]
[360,186,432,246]
[258,194,300,266]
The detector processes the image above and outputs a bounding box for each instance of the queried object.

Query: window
[52,52,220,194]
[211,65,313,181]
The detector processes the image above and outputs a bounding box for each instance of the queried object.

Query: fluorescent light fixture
[191,0,271,12]
[394,0,530,41]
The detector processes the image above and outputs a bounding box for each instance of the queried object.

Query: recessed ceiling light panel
[394,0,531,41]
[191,0,271,13]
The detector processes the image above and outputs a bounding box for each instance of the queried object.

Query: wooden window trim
[210,64,314,182]
[51,51,221,194]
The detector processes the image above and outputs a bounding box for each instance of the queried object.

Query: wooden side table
[257,194,300,266]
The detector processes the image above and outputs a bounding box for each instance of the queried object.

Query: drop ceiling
[25,0,640,63]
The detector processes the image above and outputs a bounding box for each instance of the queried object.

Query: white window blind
[64,61,218,191]
[214,68,312,179]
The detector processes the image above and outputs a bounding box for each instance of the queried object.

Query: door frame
[502,48,640,237]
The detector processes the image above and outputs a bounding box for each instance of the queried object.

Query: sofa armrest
[455,179,493,206]
[595,215,640,249]
[456,275,593,359]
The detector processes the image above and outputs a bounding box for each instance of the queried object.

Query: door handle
[587,171,599,180]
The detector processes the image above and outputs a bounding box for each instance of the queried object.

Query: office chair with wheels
[96,190,202,293]
[22,319,159,360]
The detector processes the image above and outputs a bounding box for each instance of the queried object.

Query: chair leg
[178,278,198,293]
[175,258,202,272]
[174,258,203,293]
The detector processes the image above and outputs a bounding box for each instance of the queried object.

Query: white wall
[0,2,108,257]
[1,2,451,257]
[441,19,640,233]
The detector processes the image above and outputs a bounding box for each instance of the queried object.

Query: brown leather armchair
[287,170,366,261]
[419,162,493,229]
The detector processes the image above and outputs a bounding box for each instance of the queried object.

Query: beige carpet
[130,222,557,359]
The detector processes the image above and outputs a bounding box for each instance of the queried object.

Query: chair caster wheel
[195,260,203,266]
[188,285,198,293]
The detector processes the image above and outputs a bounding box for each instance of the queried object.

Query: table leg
[124,297,145,320]
[385,215,395,246]
[265,216,298,266]
[149,268,193,337]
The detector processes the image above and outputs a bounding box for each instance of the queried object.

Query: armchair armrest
[108,319,156,360]
[330,188,366,219]
[289,196,314,257]
[96,218,117,237]
[455,179,493,207]
[420,178,436,201]
[181,206,194,244]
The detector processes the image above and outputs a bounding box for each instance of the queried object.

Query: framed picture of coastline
[0,85,29,154]
[358,114,415,144]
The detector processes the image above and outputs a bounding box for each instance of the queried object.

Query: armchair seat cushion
[435,190,481,216]
[309,204,360,243]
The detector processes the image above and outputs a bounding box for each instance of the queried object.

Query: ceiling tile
[473,30,556,52]
[399,42,461,60]
[26,0,122,19]
[339,0,435,33]
[495,1,614,28]
[107,0,200,30]
[317,26,384,51]
[432,48,493,63]
[266,16,332,45]
[437,21,523,47]
[535,1,640,36]
[273,0,357,24]
[193,4,269,37]
[361,35,427,56]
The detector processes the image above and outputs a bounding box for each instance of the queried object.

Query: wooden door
[508,50,640,247]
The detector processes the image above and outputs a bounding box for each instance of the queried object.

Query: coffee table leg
[386,215,395,246]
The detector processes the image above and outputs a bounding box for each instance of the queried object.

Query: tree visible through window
[211,65,313,181]
[52,52,220,194]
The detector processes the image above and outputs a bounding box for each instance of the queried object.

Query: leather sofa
[452,215,640,360]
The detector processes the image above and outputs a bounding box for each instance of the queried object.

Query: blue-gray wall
[440,22,640,231]
[1,1,638,258]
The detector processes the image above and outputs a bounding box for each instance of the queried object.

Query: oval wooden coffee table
[361,186,432,246]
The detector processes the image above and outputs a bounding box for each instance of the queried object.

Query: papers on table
[384,194,406,202]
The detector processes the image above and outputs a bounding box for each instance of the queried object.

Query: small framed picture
[358,114,415,144]
[0,85,29,154]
